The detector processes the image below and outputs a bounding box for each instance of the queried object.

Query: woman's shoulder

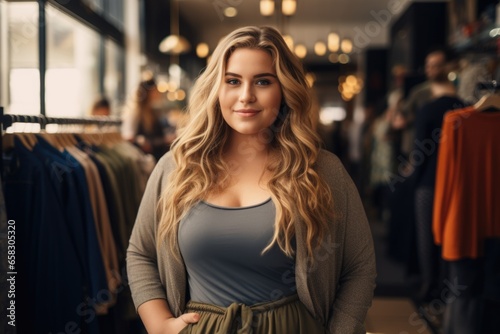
[316,149,345,178]
[147,151,176,191]
[315,149,350,192]
[156,150,175,170]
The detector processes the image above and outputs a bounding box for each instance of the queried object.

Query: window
[5,1,40,115]
[82,0,104,14]
[45,4,100,117]
[105,38,125,116]
[2,0,126,117]
[106,0,123,31]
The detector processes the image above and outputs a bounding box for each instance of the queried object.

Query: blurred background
[1,0,500,333]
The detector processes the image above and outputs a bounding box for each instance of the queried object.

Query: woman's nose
[239,84,256,103]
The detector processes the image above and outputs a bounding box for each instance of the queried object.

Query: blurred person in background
[90,96,111,116]
[123,78,177,161]
[394,48,453,157]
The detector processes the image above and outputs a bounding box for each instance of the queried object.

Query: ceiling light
[159,0,191,54]
[342,92,354,101]
[341,38,353,54]
[167,91,176,101]
[159,35,191,54]
[314,41,327,56]
[346,75,357,86]
[320,107,347,124]
[157,81,169,93]
[260,0,275,16]
[196,43,209,58]
[339,54,350,64]
[224,7,238,17]
[305,73,316,87]
[328,53,338,63]
[167,81,178,92]
[294,44,307,59]
[283,34,294,50]
[175,89,186,101]
[282,0,296,16]
[328,32,340,52]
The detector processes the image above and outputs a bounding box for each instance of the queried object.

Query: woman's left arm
[328,164,377,334]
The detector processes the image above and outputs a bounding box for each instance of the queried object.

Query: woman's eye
[256,79,271,86]
[226,79,240,85]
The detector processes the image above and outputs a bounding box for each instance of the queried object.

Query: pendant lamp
[159,0,191,54]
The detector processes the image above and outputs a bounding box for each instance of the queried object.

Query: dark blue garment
[32,139,88,277]
[59,150,111,305]
[4,138,84,333]
[413,96,465,187]
[35,137,109,333]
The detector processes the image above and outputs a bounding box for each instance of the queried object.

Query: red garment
[433,107,500,260]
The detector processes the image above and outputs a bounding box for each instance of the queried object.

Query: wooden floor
[365,298,432,334]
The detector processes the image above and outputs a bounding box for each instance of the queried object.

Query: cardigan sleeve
[126,153,172,311]
[328,160,377,334]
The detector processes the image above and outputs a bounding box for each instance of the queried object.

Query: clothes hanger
[2,133,15,152]
[102,131,119,145]
[60,132,77,147]
[473,94,500,112]
[39,132,64,151]
[14,134,34,151]
[13,117,37,150]
[474,80,500,112]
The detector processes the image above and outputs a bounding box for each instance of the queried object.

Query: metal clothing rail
[0,107,122,131]
[0,106,122,176]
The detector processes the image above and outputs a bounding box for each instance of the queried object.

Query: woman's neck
[225,131,271,166]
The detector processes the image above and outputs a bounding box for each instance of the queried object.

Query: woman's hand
[137,299,200,334]
[160,313,200,334]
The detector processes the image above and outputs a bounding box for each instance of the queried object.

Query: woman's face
[218,48,282,136]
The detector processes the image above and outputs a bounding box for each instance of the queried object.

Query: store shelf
[450,24,500,53]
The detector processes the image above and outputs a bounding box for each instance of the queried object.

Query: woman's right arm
[127,153,199,333]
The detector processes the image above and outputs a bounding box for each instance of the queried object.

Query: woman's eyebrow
[225,72,277,78]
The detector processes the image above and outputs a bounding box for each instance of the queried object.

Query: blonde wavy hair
[157,26,333,260]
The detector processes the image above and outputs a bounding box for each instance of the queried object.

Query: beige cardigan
[127,149,376,334]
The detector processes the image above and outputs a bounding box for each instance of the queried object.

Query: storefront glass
[6,1,40,115]
[46,3,100,117]
[105,38,125,115]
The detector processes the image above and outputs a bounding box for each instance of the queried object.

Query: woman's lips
[234,109,260,117]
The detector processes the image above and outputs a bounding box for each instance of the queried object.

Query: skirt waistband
[185,294,299,315]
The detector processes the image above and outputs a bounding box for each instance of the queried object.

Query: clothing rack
[0,107,122,131]
[476,80,499,92]
[0,106,122,176]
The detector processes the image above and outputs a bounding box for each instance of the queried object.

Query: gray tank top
[178,198,296,307]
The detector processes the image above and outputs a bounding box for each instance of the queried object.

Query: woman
[127,26,375,334]
[123,78,175,161]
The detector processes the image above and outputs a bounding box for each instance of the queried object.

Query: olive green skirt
[179,294,325,334]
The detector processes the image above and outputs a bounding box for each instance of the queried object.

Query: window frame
[3,0,125,116]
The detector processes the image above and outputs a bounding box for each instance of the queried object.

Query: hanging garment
[4,137,96,334]
[2,130,153,334]
[66,145,121,308]
[433,107,500,260]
